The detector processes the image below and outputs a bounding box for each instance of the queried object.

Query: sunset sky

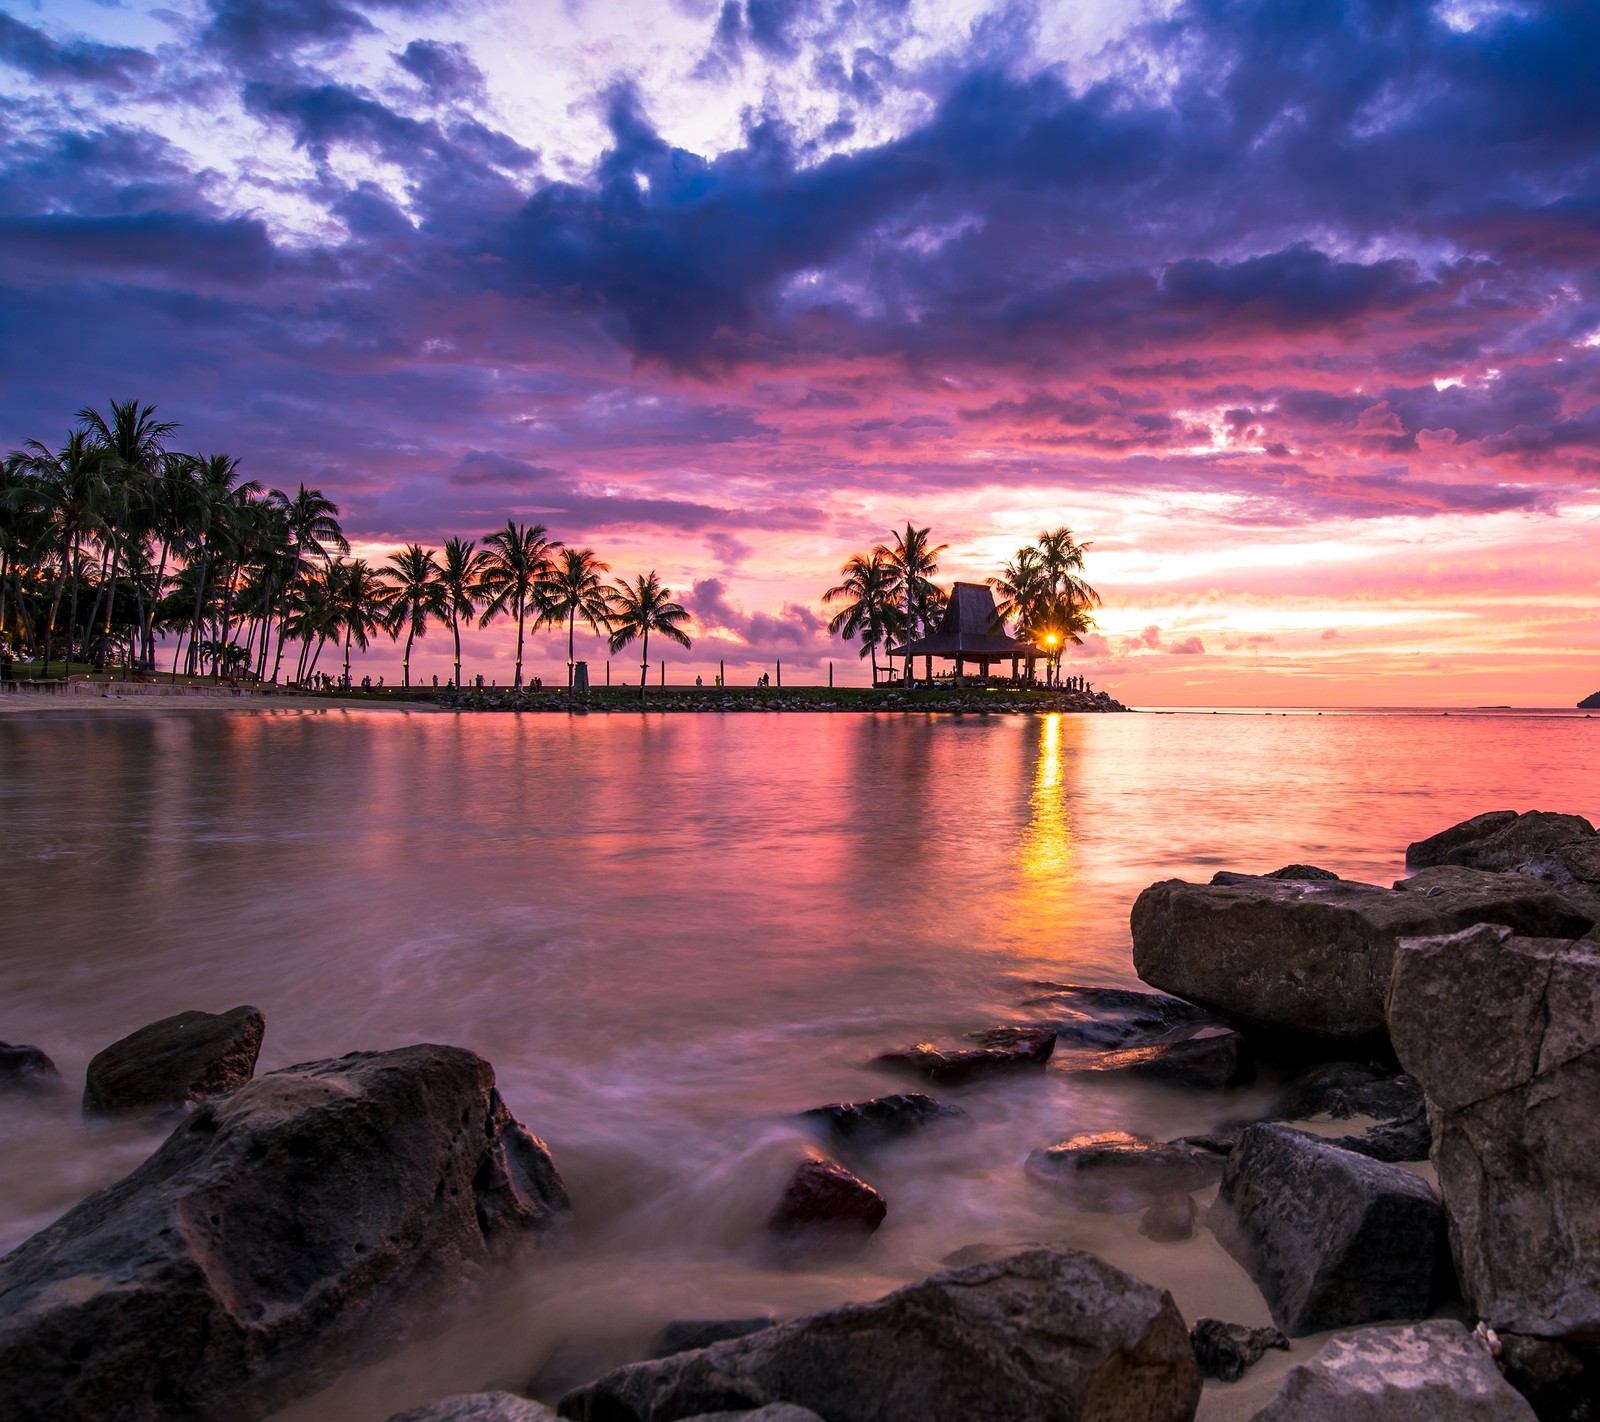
[3,0,1598,703]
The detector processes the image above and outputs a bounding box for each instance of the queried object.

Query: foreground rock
[389,1395,558,1422]
[874,1025,1055,1085]
[1262,1062,1430,1163]
[799,1093,964,1147]
[1249,1320,1536,1420]
[559,1249,1201,1422]
[1211,1123,1450,1335]
[1082,1026,1253,1091]
[1406,809,1596,874]
[651,1318,775,1359]
[1389,923,1600,1339]
[0,1044,569,1422]
[0,1041,61,1093]
[1019,982,1217,1048]
[1190,1318,1288,1382]
[767,1158,886,1242]
[82,1005,265,1118]
[1497,1333,1600,1422]
[1131,873,1592,1047]
[1027,1131,1222,1212]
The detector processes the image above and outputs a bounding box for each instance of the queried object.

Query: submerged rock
[0,1041,61,1093]
[1026,1131,1222,1213]
[799,1093,964,1147]
[1190,1318,1289,1382]
[1131,873,1592,1047]
[1019,982,1216,1049]
[1211,866,1340,885]
[651,1318,776,1359]
[767,1157,886,1240]
[1406,809,1596,873]
[1083,1026,1253,1091]
[0,1044,570,1422]
[1248,1320,1536,1420]
[558,1248,1201,1422]
[388,1395,558,1422]
[874,1025,1055,1085]
[1388,923,1600,1339]
[82,1005,265,1118]
[1140,1192,1198,1242]
[1211,1123,1451,1336]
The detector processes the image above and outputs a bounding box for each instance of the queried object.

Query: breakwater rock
[430,686,1130,715]
[0,1044,569,1422]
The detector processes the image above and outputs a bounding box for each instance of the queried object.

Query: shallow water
[1,706,1595,1416]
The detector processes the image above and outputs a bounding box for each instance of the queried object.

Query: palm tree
[22,429,114,676]
[268,485,347,683]
[438,536,488,689]
[883,523,947,686]
[478,520,559,689]
[380,544,445,688]
[545,547,615,704]
[1036,526,1101,615]
[607,571,692,701]
[182,455,261,675]
[824,549,901,685]
[328,558,393,688]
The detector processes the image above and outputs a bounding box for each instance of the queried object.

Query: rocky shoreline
[427,685,1131,714]
[3,807,1598,1420]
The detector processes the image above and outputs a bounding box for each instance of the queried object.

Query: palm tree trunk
[567,608,577,707]
[342,625,352,688]
[145,537,170,667]
[514,592,526,689]
[451,612,462,688]
[403,623,416,688]
[66,537,83,678]
[639,627,649,701]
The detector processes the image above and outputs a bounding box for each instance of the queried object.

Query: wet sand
[0,689,443,715]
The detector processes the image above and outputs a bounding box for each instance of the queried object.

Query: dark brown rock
[1261,1062,1431,1162]
[1019,982,1216,1048]
[1190,1318,1288,1381]
[1026,1131,1222,1212]
[799,1093,964,1147]
[82,1005,265,1118]
[558,1248,1202,1422]
[650,1318,776,1359]
[874,1025,1055,1085]
[0,1041,61,1092]
[1388,923,1600,1339]
[1211,1123,1452,1336]
[0,1044,570,1422]
[1084,1026,1253,1091]
[1140,1192,1198,1242]
[1131,873,1592,1047]
[768,1157,886,1237]
[1498,1333,1600,1422]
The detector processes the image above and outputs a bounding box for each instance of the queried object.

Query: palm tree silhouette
[329,558,393,688]
[607,572,692,701]
[479,520,559,689]
[884,523,947,686]
[438,536,489,689]
[268,485,347,683]
[545,547,616,705]
[824,549,901,685]
[381,544,446,688]
[21,429,114,676]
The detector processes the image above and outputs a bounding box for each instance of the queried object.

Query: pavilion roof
[893,582,1028,658]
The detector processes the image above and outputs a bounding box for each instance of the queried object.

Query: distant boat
[1581,691,1600,710]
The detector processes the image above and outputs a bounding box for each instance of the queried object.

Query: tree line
[824,523,1099,685]
[0,399,691,697]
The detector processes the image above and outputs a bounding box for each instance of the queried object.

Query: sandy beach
[0,687,444,716]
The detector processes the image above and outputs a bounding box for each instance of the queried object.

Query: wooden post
[776,660,781,688]
[828,661,833,688]
[719,658,724,686]
[606,661,610,686]
[660,660,665,687]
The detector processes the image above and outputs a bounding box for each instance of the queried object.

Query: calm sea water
[1,707,1595,1416]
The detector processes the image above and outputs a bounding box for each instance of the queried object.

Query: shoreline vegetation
[2,398,1106,700]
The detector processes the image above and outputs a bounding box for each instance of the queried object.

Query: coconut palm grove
[1,397,1103,694]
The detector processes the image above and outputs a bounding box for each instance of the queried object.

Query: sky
[2,0,1598,703]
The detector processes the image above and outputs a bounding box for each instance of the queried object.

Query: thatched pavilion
[891,582,1032,684]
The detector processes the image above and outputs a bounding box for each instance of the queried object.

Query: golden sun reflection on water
[1018,712,1077,898]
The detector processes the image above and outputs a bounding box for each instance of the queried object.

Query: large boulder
[1211,1123,1451,1336]
[1,1041,61,1093]
[1406,810,1596,872]
[1131,873,1592,1046]
[651,1319,775,1359]
[388,1396,558,1422]
[558,1248,1202,1422]
[1388,923,1600,1339]
[1248,1320,1537,1420]
[82,1006,265,1118]
[0,1044,569,1422]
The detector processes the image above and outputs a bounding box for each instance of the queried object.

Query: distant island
[1581,691,1600,709]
